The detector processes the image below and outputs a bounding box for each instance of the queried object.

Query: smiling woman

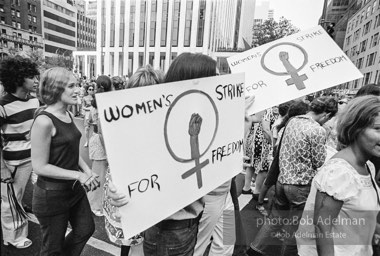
[297,95,380,256]
[31,67,99,256]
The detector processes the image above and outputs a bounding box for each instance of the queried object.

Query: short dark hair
[165,53,217,83]
[355,83,380,97]
[96,75,112,93]
[0,56,39,93]
[111,76,125,90]
[277,100,309,131]
[278,101,292,116]
[337,95,380,147]
[309,96,338,117]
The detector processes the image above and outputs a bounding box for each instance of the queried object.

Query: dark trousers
[250,181,310,256]
[36,194,95,256]
[143,214,201,256]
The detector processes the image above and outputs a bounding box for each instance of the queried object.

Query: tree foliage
[252,17,300,46]
[5,47,73,72]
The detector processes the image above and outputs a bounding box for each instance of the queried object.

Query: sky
[257,0,325,30]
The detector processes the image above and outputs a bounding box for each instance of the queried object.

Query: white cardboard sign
[96,73,245,239]
[227,25,363,114]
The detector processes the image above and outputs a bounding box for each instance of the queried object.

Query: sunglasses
[88,88,94,91]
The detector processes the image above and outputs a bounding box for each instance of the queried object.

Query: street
[1,116,267,256]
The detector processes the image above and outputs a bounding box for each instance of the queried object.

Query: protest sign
[227,25,363,114]
[96,73,245,239]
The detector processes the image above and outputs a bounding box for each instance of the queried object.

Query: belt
[155,212,203,230]
[36,178,78,191]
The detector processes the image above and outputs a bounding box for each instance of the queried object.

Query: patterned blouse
[278,115,327,185]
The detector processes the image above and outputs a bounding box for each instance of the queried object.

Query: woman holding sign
[31,67,99,256]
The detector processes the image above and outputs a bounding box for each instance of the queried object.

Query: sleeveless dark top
[37,111,82,183]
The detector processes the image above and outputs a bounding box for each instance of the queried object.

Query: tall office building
[342,0,380,91]
[0,0,43,59]
[96,0,255,77]
[74,0,96,78]
[86,0,97,20]
[268,9,274,19]
[41,0,77,58]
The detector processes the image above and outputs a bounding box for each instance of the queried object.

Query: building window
[375,70,380,84]
[138,52,144,67]
[371,32,379,47]
[366,52,377,67]
[345,35,351,47]
[11,9,15,16]
[149,0,157,47]
[159,52,165,71]
[129,0,136,47]
[33,5,37,12]
[362,21,371,36]
[366,5,371,18]
[149,52,154,65]
[351,45,357,56]
[375,14,380,28]
[171,0,181,47]
[160,0,169,47]
[28,15,32,21]
[363,72,371,85]
[353,28,361,42]
[0,17,5,24]
[119,52,123,76]
[128,52,133,77]
[184,0,193,47]
[360,10,365,23]
[110,0,115,47]
[353,79,359,88]
[101,0,105,47]
[12,21,16,27]
[357,57,364,68]
[16,11,20,17]
[196,0,206,47]
[139,0,146,47]
[0,5,3,12]
[359,39,367,52]
[119,0,125,47]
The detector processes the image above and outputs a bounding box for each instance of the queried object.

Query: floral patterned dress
[103,168,144,246]
[245,108,277,174]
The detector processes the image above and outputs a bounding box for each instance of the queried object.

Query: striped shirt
[0,93,40,166]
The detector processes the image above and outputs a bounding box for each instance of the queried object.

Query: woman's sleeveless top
[36,111,82,182]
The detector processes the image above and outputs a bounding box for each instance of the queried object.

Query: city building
[342,0,380,91]
[333,0,360,48]
[74,0,96,79]
[0,0,43,59]
[41,0,77,60]
[268,9,274,19]
[320,0,356,48]
[86,0,97,20]
[96,0,256,77]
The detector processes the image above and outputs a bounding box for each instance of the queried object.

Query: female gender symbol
[261,42,309,90]
[164,90,219,189]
